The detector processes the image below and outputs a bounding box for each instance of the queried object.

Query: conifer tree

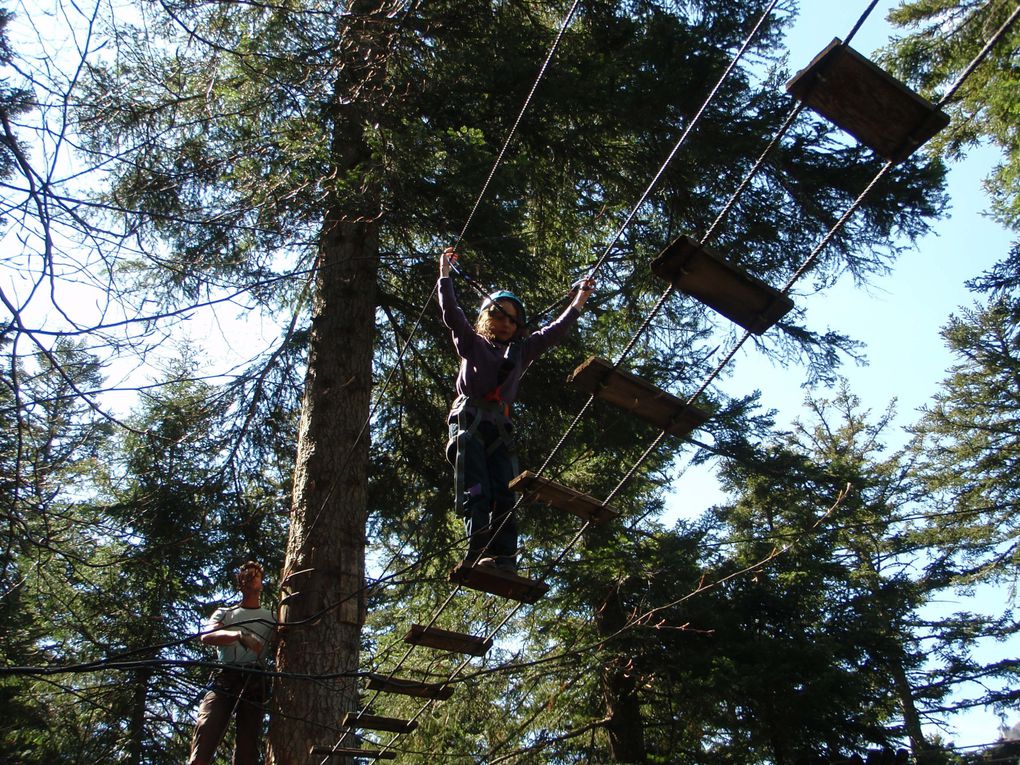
[54,0,953,759]
[906,269,1020,727]
[693,389,978,764]
[884,0,1020,229]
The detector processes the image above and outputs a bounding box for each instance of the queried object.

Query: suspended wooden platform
[509,471,620,525]
[341,712,418,735]
[449,561,549,604]
[650,235,793,335]
[309,745,396,760]
[786,38,949,163]
[404,623,492,656]
[568,357,710,437]
[365,673,454,701]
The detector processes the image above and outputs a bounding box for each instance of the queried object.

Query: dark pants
[449,416,518,561]
[188,667,267,765]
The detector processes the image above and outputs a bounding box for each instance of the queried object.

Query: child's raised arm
[439,246,457,278]
[570,277,596,311]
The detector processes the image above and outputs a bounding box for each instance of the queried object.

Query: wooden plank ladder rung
[567,356,709,437]
[509,471,620,525]
[404,624,492,656]
[786,38,949,163]
[309,745,396,760]
[365,673,454,701]
[341,712,417,734]
[448,561,549,604]
[650,235,793,335]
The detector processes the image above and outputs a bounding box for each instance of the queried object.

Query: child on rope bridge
[438,246,595,573]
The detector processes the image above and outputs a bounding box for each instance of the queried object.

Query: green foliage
[0,6,33,185]
[706,390,922,761]
[0,0,968,759]
[0,342,295,762]
[911,284,1020,587]
[904,250,1020,730]
[884,0,1020,229]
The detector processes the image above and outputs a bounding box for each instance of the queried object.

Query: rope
[355,2,792,759]
[356,1,985,759]
[32,0,1012,760]
[453,0,584,251]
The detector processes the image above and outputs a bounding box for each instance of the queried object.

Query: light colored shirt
[208,604,275,665]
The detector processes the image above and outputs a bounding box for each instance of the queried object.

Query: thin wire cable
[29,0,1009,757]
[301,0,583,544]
[483,0,789,562]
[453,0,583,251]
[323,0,592,716]
[355,1,797,759]
[585,0,783,280]
[377,3,796,713]
[351,0,790,752]
[845,0,882,45]
[359,0,976,756]
[307,3,587,761]
[455,9,975,744]
[936,2,1020,105]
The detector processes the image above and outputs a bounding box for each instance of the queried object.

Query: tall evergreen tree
[0,340,116,763]
[884,0,1020,229]
[912,292,1020,589]
[59,0,950,759]
[906,268,1020,725]
[0,6,30,183]
[707,389,946,763]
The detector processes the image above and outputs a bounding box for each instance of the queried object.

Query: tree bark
[890,655,930,763]
[126,664,153,765]
[268,217,377,765]
[127,600,159,765]
[594,570,647,763]
[267,5,387,763]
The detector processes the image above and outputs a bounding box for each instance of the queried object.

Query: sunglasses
[486,305,519,325]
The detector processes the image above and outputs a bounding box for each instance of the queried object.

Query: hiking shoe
[477,556,517,573]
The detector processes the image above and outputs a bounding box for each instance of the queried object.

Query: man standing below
[188,560,276,765]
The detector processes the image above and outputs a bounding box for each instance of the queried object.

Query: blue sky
[666,0,1017,749]
[8,0,1013,749]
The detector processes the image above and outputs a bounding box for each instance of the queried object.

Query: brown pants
[188,668,267,765]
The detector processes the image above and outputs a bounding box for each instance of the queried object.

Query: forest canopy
[0,1,1017,763]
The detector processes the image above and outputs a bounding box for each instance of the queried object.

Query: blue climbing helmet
[480,290,526,328]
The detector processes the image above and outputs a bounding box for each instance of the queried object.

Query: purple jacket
[438,276,579,421]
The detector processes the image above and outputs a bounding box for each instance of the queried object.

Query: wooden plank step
[365,673,454,701]
[567,357,710,437]
[309,745,396,760]
[509,471,620,525]
[650,235,793,335]
[449,561,549,604]
[404,624,492,656]
[786,38,949,163]
[341,712,417,734]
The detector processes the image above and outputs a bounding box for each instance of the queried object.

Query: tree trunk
[126,664,153,765]
[594,571,647,763]
[267,6,386,762]
[890,656,930,763]
[126,601,159,765]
